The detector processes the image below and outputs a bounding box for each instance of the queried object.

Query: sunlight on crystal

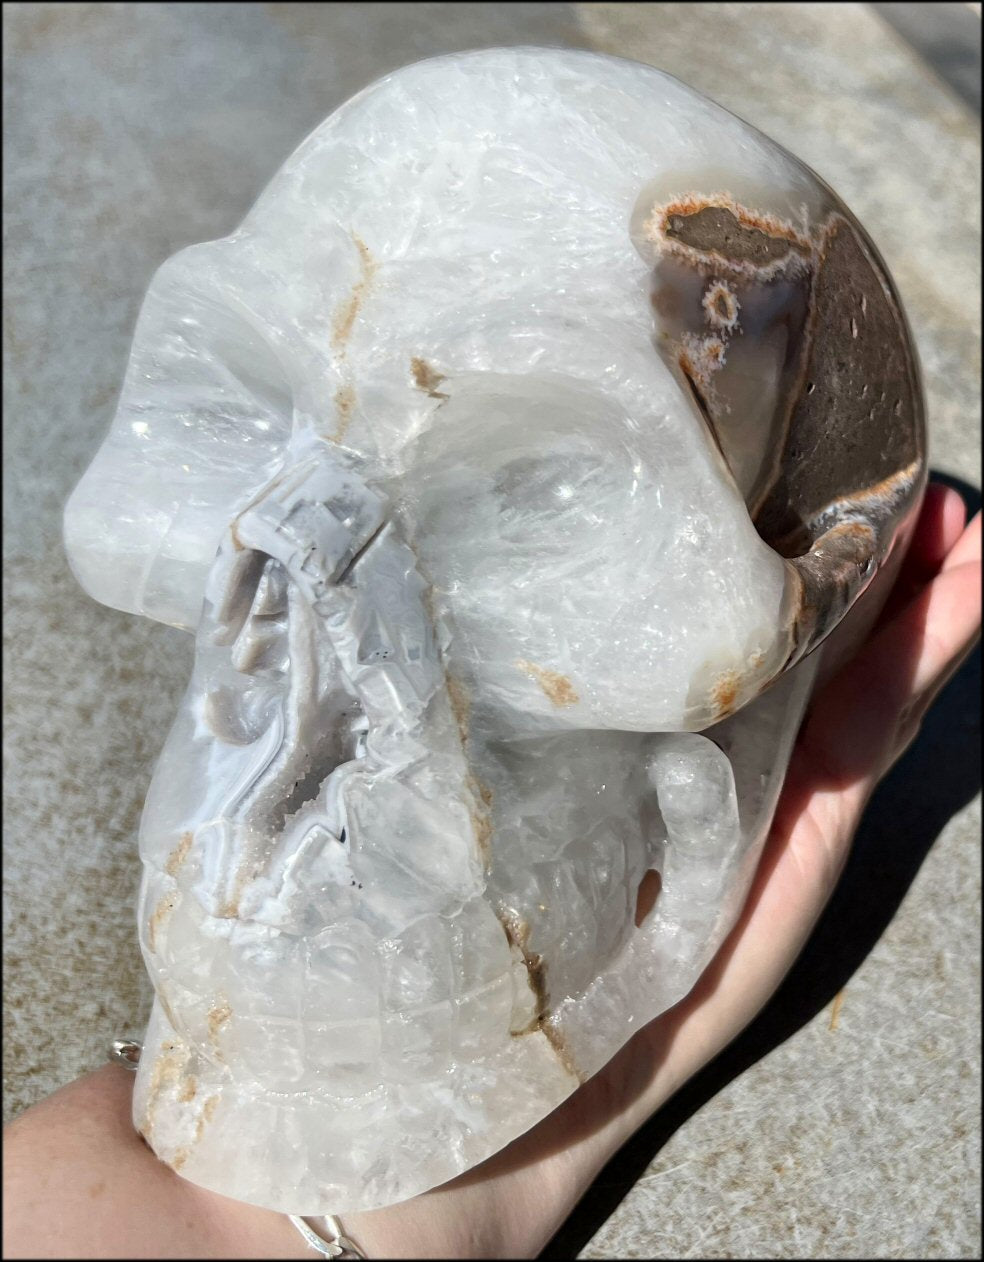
[62,47,923,1216]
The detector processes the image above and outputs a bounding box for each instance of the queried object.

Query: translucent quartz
[63,48,923,1212]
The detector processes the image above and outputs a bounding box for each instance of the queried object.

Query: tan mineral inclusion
[63,48,924,1213]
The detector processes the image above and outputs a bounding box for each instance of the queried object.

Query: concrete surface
[873,2,982,114]
[3,4,980,1258]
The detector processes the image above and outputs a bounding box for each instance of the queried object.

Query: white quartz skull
[64,48,924,1213]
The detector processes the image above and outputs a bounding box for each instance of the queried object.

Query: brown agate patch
[662,201,811,270]
[648,192,925,667]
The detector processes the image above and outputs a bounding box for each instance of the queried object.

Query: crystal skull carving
[63,48,924,1213]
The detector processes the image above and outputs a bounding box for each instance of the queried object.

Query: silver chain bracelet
[288,1214,366,1259]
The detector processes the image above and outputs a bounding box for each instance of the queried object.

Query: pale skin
[4,483,981,1260]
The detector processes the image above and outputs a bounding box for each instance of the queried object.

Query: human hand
[4,485,979,1260]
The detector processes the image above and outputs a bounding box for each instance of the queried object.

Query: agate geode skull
[63,48,924,1213]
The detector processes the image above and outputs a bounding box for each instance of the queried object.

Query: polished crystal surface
[63,47,924,1212]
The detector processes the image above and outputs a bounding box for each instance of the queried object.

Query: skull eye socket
[398,373,648,581]
[490,450,616,543]
[404,443,626,586]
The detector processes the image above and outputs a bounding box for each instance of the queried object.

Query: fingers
[904,483,967,579]
[888,509,981,708]
[798,510,982,797]
[903,522,982,699]
[876,485,969,630]
[941,507,981,572]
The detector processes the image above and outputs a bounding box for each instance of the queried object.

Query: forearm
[2,1066,303,1260]
[1,1059,642,1261]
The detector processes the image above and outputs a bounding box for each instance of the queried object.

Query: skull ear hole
[634,867,662,929]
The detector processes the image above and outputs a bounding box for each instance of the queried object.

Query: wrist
[340,1051,663,1259]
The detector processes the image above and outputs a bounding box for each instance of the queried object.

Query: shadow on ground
[543,471,982,1259]
[872,2,982,115]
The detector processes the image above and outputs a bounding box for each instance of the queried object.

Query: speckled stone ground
[3,4,980,1258]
